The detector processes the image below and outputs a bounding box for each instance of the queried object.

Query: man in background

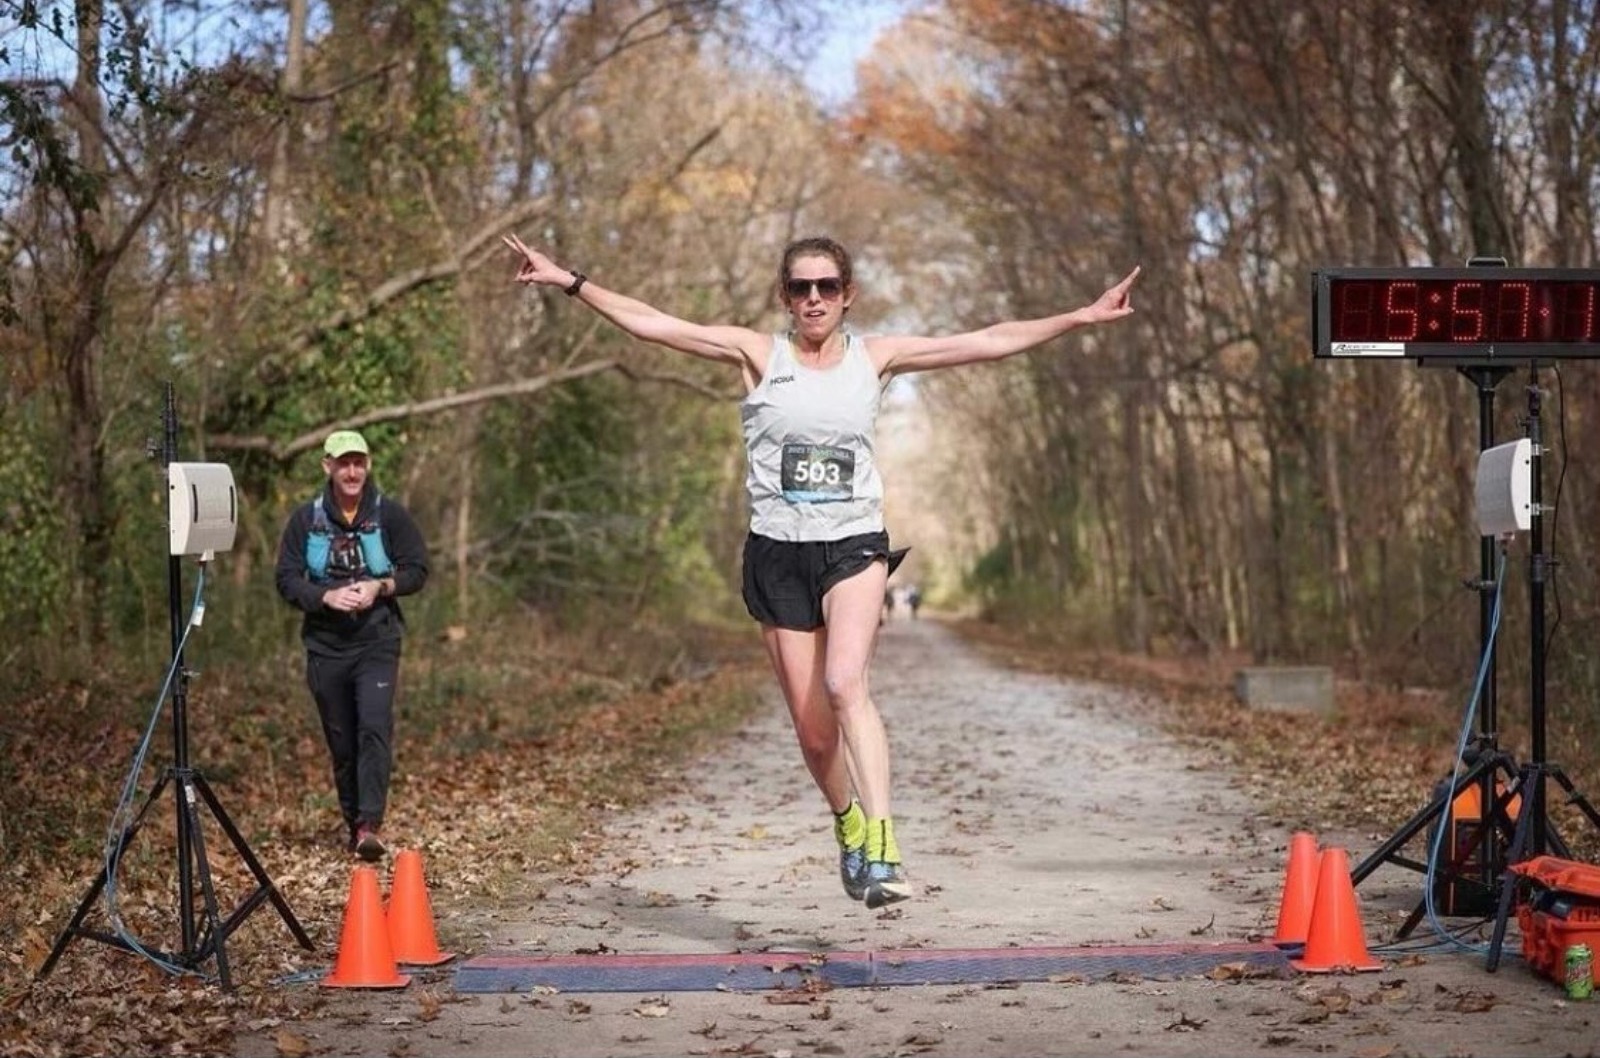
[275,429,429,861]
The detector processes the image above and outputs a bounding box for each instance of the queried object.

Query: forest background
[5,0,1600,1052]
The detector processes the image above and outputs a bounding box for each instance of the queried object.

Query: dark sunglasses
[784,276,845,300]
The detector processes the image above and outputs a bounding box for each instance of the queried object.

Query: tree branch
[208,359,617,460]
[209,353,735,462]
[257,196,552,381]
[283,58,401,104]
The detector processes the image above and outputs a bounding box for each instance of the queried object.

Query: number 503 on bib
[781,443,856,503]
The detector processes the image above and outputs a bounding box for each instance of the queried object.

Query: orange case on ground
[1510,856,1600,984]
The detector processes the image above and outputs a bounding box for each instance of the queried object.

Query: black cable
[1543,365,1567,668]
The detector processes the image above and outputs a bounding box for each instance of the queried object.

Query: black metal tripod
[1482,365,1600,970]
[38,384,312,989]
[1350,363,1524,932]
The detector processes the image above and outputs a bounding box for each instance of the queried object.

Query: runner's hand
[1080,266,1140,325]
[322,585,364,612]
[502,234,575,290]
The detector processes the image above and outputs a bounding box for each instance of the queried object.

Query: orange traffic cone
[1272,832,1321,949]
[323,865,411,988]
[1290,846,1383,973]
[387,848,455,966]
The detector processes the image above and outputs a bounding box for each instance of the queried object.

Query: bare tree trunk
[455,451,474,617]
[1265,438,1295,661]
[1220,384,1266,659]
[263,0,309,254]
[1434,3,1516,259]
[1524,0,1597,267]
[1322,416,1365,669]
[1158,390,1210,649]
[1119,393,1151,652]
[1116,0,1151,653]
[64,0,111,646]
[1089,454,1126,629]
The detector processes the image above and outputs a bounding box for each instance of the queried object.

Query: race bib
[781,443,855,503]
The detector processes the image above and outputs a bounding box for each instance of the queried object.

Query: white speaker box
[1475,439,1532,537]
[169,462,238,556]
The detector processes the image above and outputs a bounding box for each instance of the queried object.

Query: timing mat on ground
[453,941,1290,993]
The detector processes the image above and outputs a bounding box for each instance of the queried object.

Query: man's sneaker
[864,860,911,909]
[354,824,388,863]
[840,844,869,901]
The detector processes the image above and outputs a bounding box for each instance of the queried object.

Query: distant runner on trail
[503,232,1138,909]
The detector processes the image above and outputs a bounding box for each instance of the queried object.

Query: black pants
[306,641,401,832]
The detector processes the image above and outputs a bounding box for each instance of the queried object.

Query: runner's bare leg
[762,625,857,811]
[820,559,891,818]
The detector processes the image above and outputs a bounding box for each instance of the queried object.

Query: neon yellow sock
[865,817,900,863]
[833,800,866,850]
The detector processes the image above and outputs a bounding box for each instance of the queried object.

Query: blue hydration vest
[305,494,393,582]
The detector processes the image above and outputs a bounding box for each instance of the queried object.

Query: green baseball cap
[323,429,370,458]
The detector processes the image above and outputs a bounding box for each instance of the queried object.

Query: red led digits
[1385,281,1420,341]
[1335,281,1376,340]
[1319,270,1600,356]
[1559,284,1596,341]
[1497,282,1531,340]
[1448,282,1484,341]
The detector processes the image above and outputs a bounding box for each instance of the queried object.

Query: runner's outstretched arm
[503,234,770,378]
[870,266,1139,377]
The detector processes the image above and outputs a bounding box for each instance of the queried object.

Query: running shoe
[840,844,869,901]
[353,824,388,862]
[864,860,911,909]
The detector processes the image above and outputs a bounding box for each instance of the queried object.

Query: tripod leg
[1353,756,1495,885]
[37,771,172,980]
[1478,758,1525,878]
[1520,764,1600,860]
[1486,767,1540,973]
[1487,758,1523,843]
[176,772,233,989]
[1396,900,1426,941]
[1543,820,1573,860]
[1548,766,1600,832]
[191,773,314,949]
[1396,779,1510,940]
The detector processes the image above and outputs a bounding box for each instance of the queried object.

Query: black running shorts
[742,530,908,631]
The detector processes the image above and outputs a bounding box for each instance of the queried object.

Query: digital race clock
[1311,268,1600,360]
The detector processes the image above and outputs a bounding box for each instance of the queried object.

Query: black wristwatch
[563,272,587,296]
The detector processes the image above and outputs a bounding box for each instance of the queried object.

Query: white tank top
[740,331,886,541]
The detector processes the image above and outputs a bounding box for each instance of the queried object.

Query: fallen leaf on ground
[766,987,826,1005]
[274,1029,313,1057]
[1438,991,1497,1013]
[1315,986,1353,1013]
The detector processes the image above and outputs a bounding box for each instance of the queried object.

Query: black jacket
[274,481,429,657]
